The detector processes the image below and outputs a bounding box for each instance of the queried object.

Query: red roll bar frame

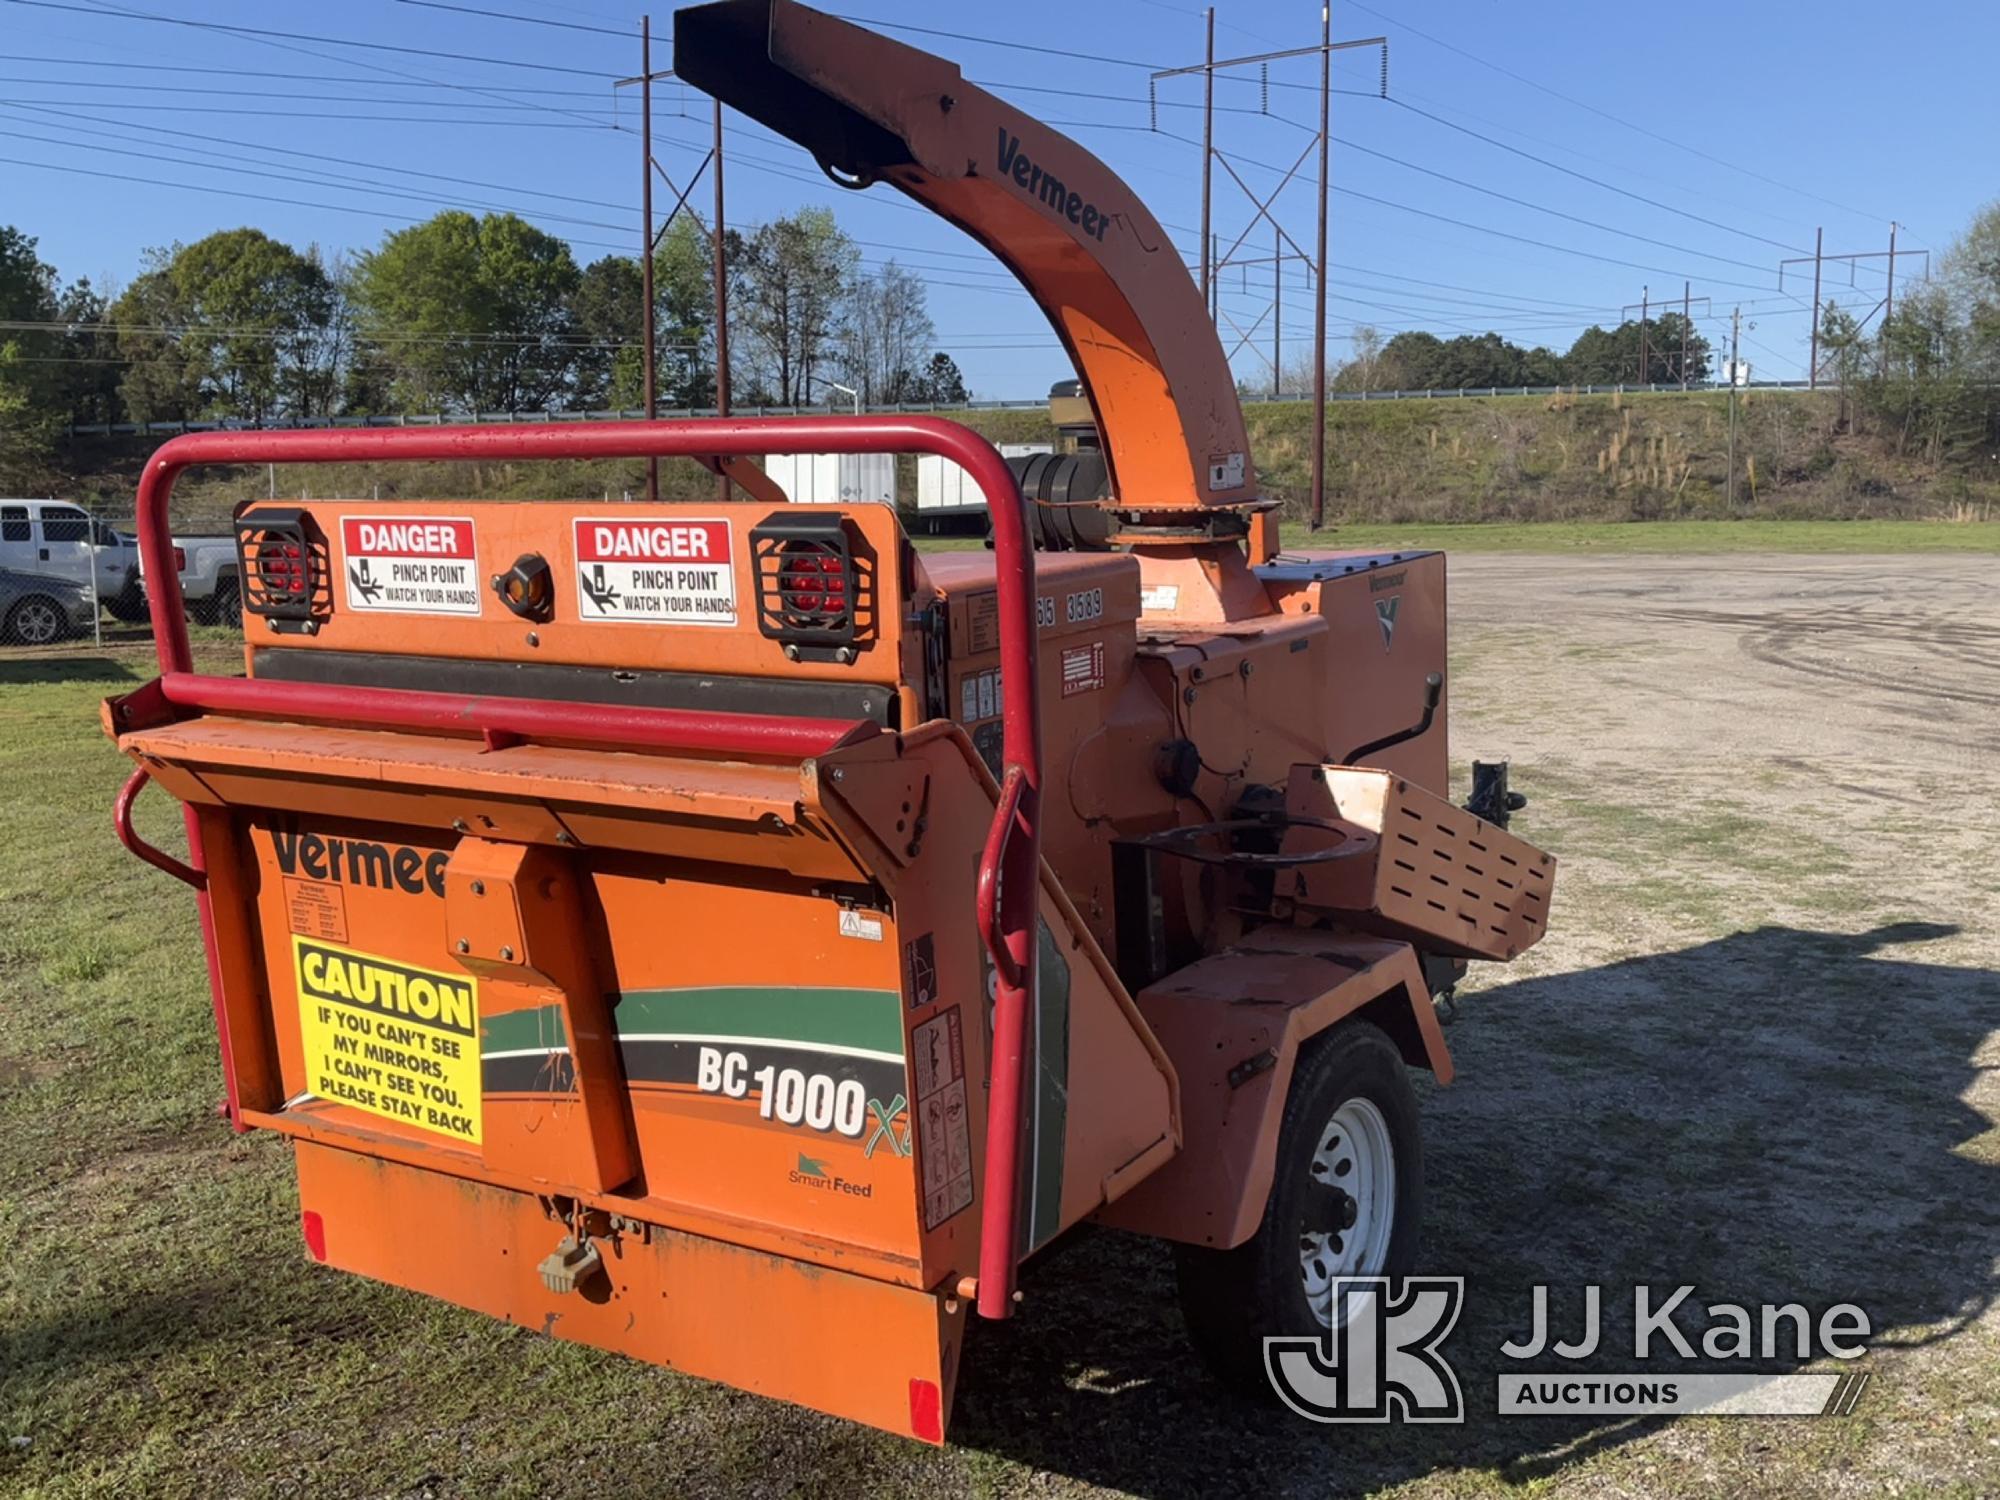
[130,416,1042,1320]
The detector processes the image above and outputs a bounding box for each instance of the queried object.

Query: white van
[0,500,96,592]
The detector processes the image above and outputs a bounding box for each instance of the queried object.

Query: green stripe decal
[479,988,904,1060]
[613,986,905,1056]
[482,1007,568,1055]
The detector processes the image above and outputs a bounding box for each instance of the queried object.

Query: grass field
[59,388,1998,526]
[4,550,1998,1497]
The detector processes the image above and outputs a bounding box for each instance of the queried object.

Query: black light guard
[749,509,874,661]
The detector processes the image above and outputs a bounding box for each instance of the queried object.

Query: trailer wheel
[1173,1019,1423,1394]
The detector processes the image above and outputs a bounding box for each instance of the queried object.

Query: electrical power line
[0,0,623,76]
[1382,98,1811,258]
[1339,0,1897,230]
[0,54,606,92]
[392,0,633,40]
[0,100,1024,280]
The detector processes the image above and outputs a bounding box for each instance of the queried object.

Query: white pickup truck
[139,533,242,625]
[0,500,146,621]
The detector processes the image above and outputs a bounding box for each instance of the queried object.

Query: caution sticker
[340,516,482,616]
[573,515,737,626]
[294,936,482,1144]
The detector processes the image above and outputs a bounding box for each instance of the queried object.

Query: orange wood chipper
[103,0,1552,1443]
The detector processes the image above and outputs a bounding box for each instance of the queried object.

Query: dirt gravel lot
[2,551,1997,1497]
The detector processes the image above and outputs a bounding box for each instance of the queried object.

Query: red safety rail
[130,417,1043,1319]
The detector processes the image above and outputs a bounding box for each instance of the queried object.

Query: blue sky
[1,0,1990,397]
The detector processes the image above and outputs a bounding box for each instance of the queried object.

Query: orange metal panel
[1262,550,1451,794]
[1285,766,1557,962]
[234,497,913,684]
[442,840,638,1192]
[119,718,871,879]
[1095,933,1446,1249]
[295,1142,964,1443]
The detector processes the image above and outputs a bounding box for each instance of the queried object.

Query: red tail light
[780,544,849,621]
[234,508,321,628]
[172,544,187,573]
[750,511,872,661]
[257,538,308,597]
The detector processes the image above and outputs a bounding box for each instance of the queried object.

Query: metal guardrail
[64,381,1823,437]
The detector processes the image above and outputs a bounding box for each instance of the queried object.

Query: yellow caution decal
[293,935,482,1144]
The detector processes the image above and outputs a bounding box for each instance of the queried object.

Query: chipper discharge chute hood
[674,0,1257,521]
[104,1,1552,1448]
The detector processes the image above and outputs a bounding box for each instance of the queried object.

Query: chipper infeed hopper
[104,0,1553,1444]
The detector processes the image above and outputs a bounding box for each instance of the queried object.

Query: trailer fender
[1092,930,1447,1250]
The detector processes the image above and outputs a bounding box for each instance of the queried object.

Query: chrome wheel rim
[1300,1096,1397,1328]
[14,601,60,644]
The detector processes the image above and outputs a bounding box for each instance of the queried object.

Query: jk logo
[1265,1277,1465,1424]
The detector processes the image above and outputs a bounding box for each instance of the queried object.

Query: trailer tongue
[104,1,1551,1445]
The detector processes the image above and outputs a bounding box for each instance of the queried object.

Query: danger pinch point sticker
[340,515,481,617]
[573,516,737,626]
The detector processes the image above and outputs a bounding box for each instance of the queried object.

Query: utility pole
[713,96,730,492]
[1271,217,1281,399]
[1808,226,1823,389]
[640,14,657,500]
[1726,306,1741,510]
[1311,3,1330,529]
[1637,285,1648,388]
[1680,280,1690,391]
[1198,7,1214,311]
[1885,221,1899,328]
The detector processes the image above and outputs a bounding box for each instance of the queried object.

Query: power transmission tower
[1780,227,1929,386]
[618,17,731,499]
[1152,16,1388,529]
[1622,284,1711,387]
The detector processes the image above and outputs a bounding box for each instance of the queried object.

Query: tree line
[1311,314,1713,395]
[0,208,972,484]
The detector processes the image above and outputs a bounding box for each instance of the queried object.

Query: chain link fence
[0,498,228,660]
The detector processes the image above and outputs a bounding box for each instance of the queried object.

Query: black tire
[106,576,148,623]
[207,572,242,628]
[5,595,70,646]
[1174,1019,1424,1395]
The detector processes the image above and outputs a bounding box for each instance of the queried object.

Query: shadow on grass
[0,654,142,686]
[951,921,2000,1498]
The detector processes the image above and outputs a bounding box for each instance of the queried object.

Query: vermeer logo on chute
[997,128,1115,241]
